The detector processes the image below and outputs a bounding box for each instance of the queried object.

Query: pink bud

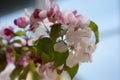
[7,55,15,63]
[6,45,13,53]
[33,8,41,18]
[29,23,39,32]
[3,26,13,36]
[14,17,28,28]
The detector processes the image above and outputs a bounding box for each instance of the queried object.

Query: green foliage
[11,39,22,45]
[19,65,30,80]
[65,64,79,79]
[29,60,42,80]
[50,23,62,43]
[0,50,7,72]
[89,21,99,44]
[10,65,23,80]
[36,38,54,62]
[15,30,26,36]
[54,51,69,68]
[31,71,42,80]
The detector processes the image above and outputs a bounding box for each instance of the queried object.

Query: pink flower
[39,62,58,80]
[14,17,29,28]
[17,57,28,67]
[60,10,81,29]
[6,45,14,53]
[60,10,90,31]
[32,8,47,22]
[3,26,13,36]
[3,26,14,40]
[45,0,61,22]
[29,23,39,32]
[33,8,41,18]
[7,55,15,63]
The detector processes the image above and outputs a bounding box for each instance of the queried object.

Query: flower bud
[14,17,28,28]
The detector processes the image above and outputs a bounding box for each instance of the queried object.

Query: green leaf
[15,30,25,36]
[54,51,69,68]
[19,65,30,80]
[57,70,63,75]
[10,65,23,80]
[29,60,36,71]
[65,64,79,79]
[11,39,22,44]
[29,60,42,80]
[31,71,42,80]
[50,23,61,43]
[41,51,52,62]
[89,21,99,44]
[0,50,7,72]
[36,38,54,62]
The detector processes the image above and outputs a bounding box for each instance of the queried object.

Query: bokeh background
[0,0,120,80]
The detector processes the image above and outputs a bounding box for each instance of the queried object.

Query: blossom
[45,0,61,22]
[33,8,47,20]
[66,27,96,67]
[3,25,14,40]
[0,0,99,79]
[60,10,90,32]
[3,26,13,36]
[16,57,28,67]
[39,62,58,80]
[14,17,29,28]
[6,45,14,53]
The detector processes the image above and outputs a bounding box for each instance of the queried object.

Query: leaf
[19,65,30,80]
[0,50,7,72]
[54,51,69,68]
[50,23,61,43]
[65,64,79,79]
[11,39,22,44]
[41,51,52,62]
[10,65,23,80]
[31,71,42,80]
[15,30,25,36]
[57,70,63,75]
[36,38,54,62]
[89,21,99,44]
[29,60,36,71]
[29,60,42,80]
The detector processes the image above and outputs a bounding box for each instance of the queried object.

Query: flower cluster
[0,0,99,80]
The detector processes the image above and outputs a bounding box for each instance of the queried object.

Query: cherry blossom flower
[45,0,61,22]
[0,0,99,79]
[3,26,13,36]
[14,17,29,28]
[60,10,90,32]
[6,45,14,53]
[39,62,58,80]
[66,27,96,67]
[3,25,14,40]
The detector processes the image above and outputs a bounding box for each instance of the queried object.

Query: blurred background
[0,0,120,80]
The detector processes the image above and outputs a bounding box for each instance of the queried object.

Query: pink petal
[45,0,51,10]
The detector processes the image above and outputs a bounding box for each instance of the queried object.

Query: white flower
[66,27,91,45]
[30,22,49,38]
[66,27,96,68]
[77,15,90,28]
